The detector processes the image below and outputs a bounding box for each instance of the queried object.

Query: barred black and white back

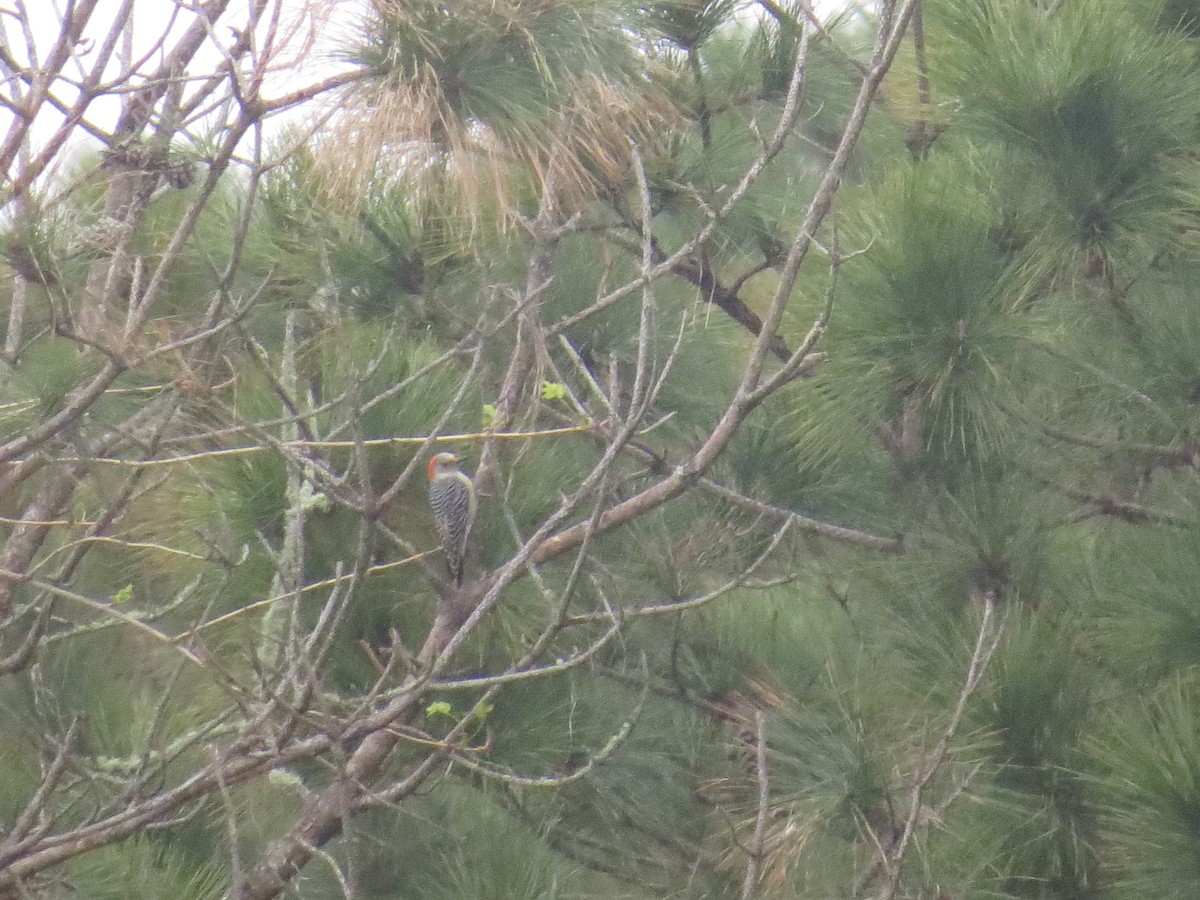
[427,452,476,586]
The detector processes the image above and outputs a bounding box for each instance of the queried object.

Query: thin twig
[877,598,1005,899]
[739,710,770,900]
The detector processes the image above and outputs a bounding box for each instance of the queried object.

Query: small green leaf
[426,701,454,718]
[540,381,566,401]
[248,338,271,364]
[112,584,134,604]
[482,403,497,427]
[268,768,302,788]
[472,699,495,721]
[298,480,329,513]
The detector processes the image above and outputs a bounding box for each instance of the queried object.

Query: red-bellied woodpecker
[427,451,476,587]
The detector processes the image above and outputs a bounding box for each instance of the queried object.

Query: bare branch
[875,598,1005,899]
[739,710,770,900]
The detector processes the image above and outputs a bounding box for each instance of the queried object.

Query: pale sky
[0,0,859,185]
[0,0,360,171]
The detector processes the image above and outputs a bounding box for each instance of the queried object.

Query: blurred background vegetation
[5,0,1200,897]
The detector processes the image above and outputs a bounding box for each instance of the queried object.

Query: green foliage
[1092,675,1200,900]
[335,783,634,899]
[837,160,1030,478]
[8,336,100,417]
[933,0,1200,280]
[765,698,893,837]
[1160,0,1200,36]
[0,195,90,288]
[13,1,1200,897]
[987,612,1095,779]
[425,699,453,719]
[64,841,224,900]
[353,0,639,117]
[639,1,741,51]
[1086,527,1200,683]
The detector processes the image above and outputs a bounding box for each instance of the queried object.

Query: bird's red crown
[427,452,458,480]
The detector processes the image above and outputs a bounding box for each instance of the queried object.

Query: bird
[426,451,477,587]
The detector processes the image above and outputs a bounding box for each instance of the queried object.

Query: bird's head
[427,451,461,480]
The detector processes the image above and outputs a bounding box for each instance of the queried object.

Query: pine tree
[4,1,1200,898]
